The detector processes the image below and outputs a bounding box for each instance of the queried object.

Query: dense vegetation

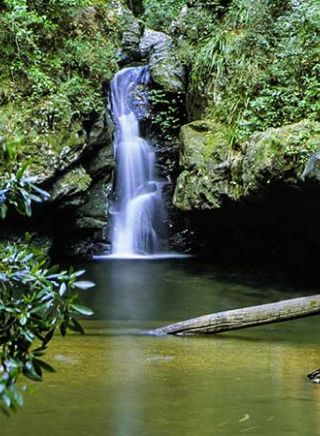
[190,0,320,145]
[0,0,121,168]
[143,0,320,146]
[3,0,318,164]
[0,2,122,412]
[1,0,320,414]
[0,133,94,413]
[142,0,186,31]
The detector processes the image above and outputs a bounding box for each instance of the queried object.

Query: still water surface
[3,258,320,436]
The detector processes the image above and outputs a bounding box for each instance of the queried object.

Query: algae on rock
[174,120,241,210]
[175,120,320,211]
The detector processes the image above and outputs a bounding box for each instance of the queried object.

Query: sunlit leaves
[0,136,50,218]
[0,153,94,413]
[0,0,120,127]
[0,240,94,412]
[191,0,320,145]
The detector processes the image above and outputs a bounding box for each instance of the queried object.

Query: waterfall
[109,66,166,257]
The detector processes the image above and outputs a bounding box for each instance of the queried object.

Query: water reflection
[79,258,316,324]
[2,259,320,436]
[3,324,320,436]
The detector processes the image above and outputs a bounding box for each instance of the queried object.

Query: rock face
[139,28,185,93]
[120,10,185,93]
[121,9,143,61]
[45,112,114,256]
[174,119,320,211]
[0,104,115,257]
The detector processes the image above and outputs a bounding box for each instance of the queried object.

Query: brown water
[2,258,320,436]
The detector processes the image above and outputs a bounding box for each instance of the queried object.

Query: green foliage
[190,0,320,145]
[0,133,50,218]
[148,89,185,141]
[0,131,94,414]
[177,6,216,42]
[142,0,187,31]
[161,2,220,93]
[0,240,94,413]
[0,0,120,139]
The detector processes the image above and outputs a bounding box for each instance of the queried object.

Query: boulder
[174,119,320,211]
[302,152,320,182]
[139,29,185,93]
[242,120,320,193]
[121,10,143,61]
[50,166,92,204]
[174,120,238,210]
[139,29,172,56]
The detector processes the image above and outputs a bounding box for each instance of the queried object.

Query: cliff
[1,0,320,268]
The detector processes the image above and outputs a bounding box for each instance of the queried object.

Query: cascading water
[109,66,166,257]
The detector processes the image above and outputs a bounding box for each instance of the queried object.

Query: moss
[51,166,92,201]
[0,101,85,179]
[179,120,229,167]
[0,0,123,181]
[242,120,320,192]
[175,119,236,210]
[175,119,320,211]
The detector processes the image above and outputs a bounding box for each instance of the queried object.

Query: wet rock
[50,167,92,203]
[88,145,114,177]
[301,152,320,182]
[76,180,112,229]
[174,119,320,211]
[140,29,172,56]
[121,10,143,61]
[86,111,112,149]
[61,234,108,259]
[139,29,185,93]
[75,216,106,230]
[54,180,112,257]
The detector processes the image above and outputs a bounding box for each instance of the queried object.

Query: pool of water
[2,258,320,435]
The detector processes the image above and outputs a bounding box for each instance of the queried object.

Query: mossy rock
[76,179,112,223]
[174,119,320,211]
[51,166,92,203]
[121,9,143,60]
[242,120,320,194]
[75,216,106,230]
[139,28,185,93]
[0,101,87,181]
[174,120,236,210]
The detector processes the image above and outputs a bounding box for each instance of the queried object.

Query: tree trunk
[150,294,320,336]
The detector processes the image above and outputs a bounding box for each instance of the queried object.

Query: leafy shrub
[142,0,187,31]
[0,0,121,138]
[0,132,94,413]
[148,88,185,141]
[190,0,320,145]
[0,240,94,413]
[0,132,50,218]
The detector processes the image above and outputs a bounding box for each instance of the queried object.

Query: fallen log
[150,294,320,336]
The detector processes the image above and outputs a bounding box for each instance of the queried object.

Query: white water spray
[109,66,166,257]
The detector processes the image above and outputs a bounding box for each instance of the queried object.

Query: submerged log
[307,369,320,383]
[150,295,320,336]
